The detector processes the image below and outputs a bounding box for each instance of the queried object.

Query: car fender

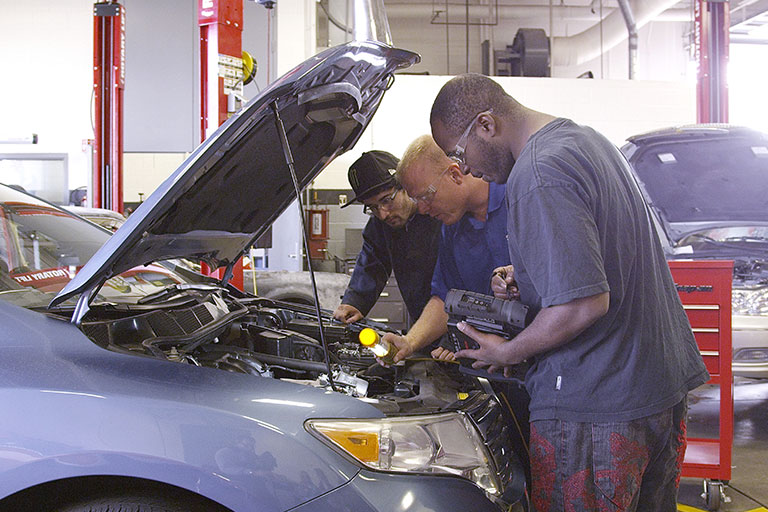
[0,451,269,511]
[0,301,373,511]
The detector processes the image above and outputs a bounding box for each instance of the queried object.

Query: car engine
[76,287,482,414]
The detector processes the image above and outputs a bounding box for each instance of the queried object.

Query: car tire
[56,493,221,512]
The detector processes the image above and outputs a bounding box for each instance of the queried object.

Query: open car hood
[52,41,419,308]
[622,124,768,244]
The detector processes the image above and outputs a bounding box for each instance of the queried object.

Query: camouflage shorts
[529,397,688,512]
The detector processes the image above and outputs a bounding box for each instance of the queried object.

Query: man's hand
[491,265,519,300]
[430,346,456,361]
[381,332,416,365]
[368,296,448,367]
[333,304,363,324]
[453,321,523,377]
[454,292,611,375]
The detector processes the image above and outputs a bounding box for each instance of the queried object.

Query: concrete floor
[677,378,768,511]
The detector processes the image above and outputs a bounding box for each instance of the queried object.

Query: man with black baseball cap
[333,150,441,328]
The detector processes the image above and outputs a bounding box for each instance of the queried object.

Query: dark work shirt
[431,182,510,300]
[342,213,441,323]
[505,118,709,423]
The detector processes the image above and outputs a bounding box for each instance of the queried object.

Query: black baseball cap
[341,150,399,208]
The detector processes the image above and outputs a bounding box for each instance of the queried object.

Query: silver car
[622,125,768,378]
[0,40,527,511]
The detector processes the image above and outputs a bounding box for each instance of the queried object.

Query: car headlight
[732,286,768,316]
[305,412,500,495]
[734,348,768,362]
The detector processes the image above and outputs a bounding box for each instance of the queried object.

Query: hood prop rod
[71,285,99,325]
[271,100,337,392]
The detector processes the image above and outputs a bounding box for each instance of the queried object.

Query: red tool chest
[669,260,733,507]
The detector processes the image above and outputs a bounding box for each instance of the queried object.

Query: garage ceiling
[383,0,768,43]
[731,0,768,42]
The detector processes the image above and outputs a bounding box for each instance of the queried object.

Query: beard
[386,215,408,228]
[474,137,516,184]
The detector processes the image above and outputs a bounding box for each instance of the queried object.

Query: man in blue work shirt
[382,135,510,361]
[333,151,441,329]
[384,135,531,488]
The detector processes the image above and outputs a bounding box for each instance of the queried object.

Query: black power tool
[443,289,532,382]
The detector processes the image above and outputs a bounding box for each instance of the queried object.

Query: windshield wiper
[681,233,718,244]
[1,286,55,309]
[722,236,768,244]
[137,283,224,305]
[678,233,768,254]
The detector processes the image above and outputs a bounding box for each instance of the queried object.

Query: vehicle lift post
[92,1,125,213]
[696,0,729,123]
[198,0,245,290]
[686,9,732,505]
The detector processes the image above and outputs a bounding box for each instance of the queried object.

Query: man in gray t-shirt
[429,74,709,510]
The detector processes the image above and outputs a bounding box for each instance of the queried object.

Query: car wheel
[57,493,222,512]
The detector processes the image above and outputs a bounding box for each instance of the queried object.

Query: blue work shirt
[431,182,510,300]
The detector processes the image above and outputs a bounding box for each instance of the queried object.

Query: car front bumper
[733,314,768,379]
[289,469,522,512]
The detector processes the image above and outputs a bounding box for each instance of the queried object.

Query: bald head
[397,134,452,183]
[397,134,490,225]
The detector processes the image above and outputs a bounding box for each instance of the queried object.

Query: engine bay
[75,287,481,414]
[54,285,528,506]
[734,258,768,286]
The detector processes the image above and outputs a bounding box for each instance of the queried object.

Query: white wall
[268,0,318,272]
[122,1,274,204]
[0,0,95,193]
[729,43,768,133]
[311,74,696,189]
[0,0,274,204]
[554,20,692,81]
[123,153,188,204]
[123,0,198,152]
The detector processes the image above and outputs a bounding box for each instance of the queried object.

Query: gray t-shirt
[506,118,709,423]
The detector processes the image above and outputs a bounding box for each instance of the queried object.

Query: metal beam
[696,0,730,123]
[198,0,245,290]
[93,1,125,213]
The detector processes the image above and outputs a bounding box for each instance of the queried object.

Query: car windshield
[0,186,188,309]
[630,134,768,224]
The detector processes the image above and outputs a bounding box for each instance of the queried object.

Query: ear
[447,163,463,185]
[476,112,497,139]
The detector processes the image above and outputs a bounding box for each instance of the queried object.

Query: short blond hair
[396,134,451,182]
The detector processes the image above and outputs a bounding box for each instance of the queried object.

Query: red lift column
[93,1,125,212]
[198,0,244,289]
[696,0,730,123]
[199,0,243,138]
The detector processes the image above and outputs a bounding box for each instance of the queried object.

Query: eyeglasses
[446,109,492,171]
[363,188,399,215]
[412,165,452,205]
